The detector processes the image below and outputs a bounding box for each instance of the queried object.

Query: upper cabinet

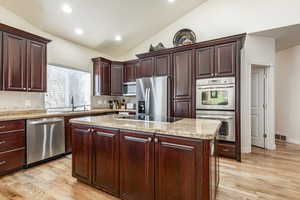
[27,40,46,92]
[173,50,193,100]
[2,33,27,91]
[196,47,214,79]
[93,57,111,96]
[0,23,51,92]
[137,57,154,78]
[155,54,170,77]
[214,42,236,77]
[123,60,137,83]
[196,42,237,79]
[111,62,123,96]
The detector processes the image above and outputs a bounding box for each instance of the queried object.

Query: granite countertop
[0,109,136,122]
[70,115,221,140]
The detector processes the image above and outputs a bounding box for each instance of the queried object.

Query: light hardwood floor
[0,142,299,200]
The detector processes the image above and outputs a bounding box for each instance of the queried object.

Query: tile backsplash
[0,91,45,111]
[0,91,136,111]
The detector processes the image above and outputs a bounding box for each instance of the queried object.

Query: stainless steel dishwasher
[26,117,65,165]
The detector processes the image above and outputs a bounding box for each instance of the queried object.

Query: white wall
[276,46,300,145]
[0,6,112,111]
[119,0,300,60]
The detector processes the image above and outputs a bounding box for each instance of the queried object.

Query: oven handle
[197,85,235,89]
[197,115,234,120]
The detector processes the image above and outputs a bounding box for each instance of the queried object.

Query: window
[45,65,91,109]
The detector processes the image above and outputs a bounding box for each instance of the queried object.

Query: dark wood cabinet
[173,99,192,118]
[137,57,154,78]
[120,130,155,200]
[0,32,2,90]
[173,50,193,99]
[214,42,236,77]
[110,63,123,96]
[196,47,214,79]
[155,54,170,76]
[0,24,50,92]
[93,58,111,96]
[27,40,46,92]
[123,60,137,83]
[0,120,25,176]
[72,125,92,184]
[92,128,120,196]
[3,33,27,91]
[155,136,203,200]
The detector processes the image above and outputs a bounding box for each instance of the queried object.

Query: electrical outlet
[25,100,31,107]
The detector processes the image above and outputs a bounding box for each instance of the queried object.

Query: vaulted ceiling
[0,0,208,57]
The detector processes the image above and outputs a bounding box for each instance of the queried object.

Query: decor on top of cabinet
[149,42,165,52]
[173,28,196,47]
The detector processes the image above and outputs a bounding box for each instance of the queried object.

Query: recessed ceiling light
[115,35,122,41]
[168,0,175,2]
[74,28,83,35]
[61,3,72,14]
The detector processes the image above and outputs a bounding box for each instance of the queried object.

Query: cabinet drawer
[217,143,236,158]
[0,149,25,175]
[0,120,25,133]
[0,131,25,153]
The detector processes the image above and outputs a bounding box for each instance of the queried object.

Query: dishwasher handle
[28,118,64,125]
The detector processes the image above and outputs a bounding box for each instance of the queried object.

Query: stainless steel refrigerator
[136,76,170,121]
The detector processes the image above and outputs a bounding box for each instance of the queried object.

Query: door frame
[251,65,267,148]
[249,64,275,150]
[241,53,276,153]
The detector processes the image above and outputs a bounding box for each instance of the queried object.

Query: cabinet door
[27,40,46,92]
[0,32,2,90]
[111,64,123,96]
[93,61,101,96]
[196,47,214,79]
[137,57,154,78]
[155,54,170,76]
[173,50,193,99]
[215,42,236,77]
[72,125,92,184]
[101,62,111,95]
[173,99,192,118]
[155,136,201,200]
[123,62,136,83]
[3,33,27,91]
[120,130,154,200]
[93,128,119,196]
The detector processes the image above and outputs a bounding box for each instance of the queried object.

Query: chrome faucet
[71,96,75,111]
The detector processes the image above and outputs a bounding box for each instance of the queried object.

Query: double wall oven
[196,77,236,142]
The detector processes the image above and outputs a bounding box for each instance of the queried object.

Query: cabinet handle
[215,73,218,76]
[23,88,26,90]
[0,161,6,166]
[0,141,6,145]
[154,138,158,143]
[148,137,152,142]
[211,73,214,76]
[222,148,230,152]
[0,125,6,129]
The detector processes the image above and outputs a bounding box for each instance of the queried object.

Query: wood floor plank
[0,142,299,200]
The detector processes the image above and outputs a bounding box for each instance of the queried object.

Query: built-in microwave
[123,82,136,96]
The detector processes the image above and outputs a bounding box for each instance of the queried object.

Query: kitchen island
[70,114,221,200]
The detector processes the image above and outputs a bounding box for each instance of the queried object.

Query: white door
[251,67,266,148]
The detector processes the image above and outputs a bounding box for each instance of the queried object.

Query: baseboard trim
[286,138,300,145]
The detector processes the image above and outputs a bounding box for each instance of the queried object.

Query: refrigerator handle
[145,88,150,115]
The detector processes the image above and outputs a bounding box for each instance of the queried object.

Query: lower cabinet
[155,135,201,200]
[92,127,120,196]
[120,130,154,200]
[72,125,92,184]
[71,125,218,200]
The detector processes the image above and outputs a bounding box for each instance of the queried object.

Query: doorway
[251,65,268,148]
